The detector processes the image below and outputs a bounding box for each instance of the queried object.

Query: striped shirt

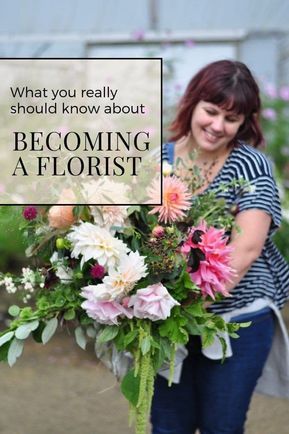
[163,142,289,313]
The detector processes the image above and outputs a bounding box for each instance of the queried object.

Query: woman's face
[190,101,245,154]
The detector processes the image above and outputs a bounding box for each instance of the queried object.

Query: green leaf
[0,341,10,362]
[97,326,119,345]
[127,206,141,216]
[120,369,140,407]
[185,302,204,317]
[86,326,97,339]
[141,336,151,355]
[41,317,58,344]
[8,337,24,367]
[0,331,15,347]
[229,332,240,339]
[122,329,138,348]
[159,313,188,344]
[238,321,252,328]
[201,329,215,348]
[63,309,76,320]
[32,322,46,343]
[75,326,87,350]
[15,320,39,340]
[8,305,20,317]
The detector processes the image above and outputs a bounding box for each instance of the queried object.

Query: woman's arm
[226,209,272,291]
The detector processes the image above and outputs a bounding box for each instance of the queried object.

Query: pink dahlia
[147,176,192,224]
[181,222,235,299]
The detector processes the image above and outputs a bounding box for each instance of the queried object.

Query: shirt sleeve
[237,173,282,233]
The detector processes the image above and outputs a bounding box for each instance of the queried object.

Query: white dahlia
[102,251,148,299]
[81,251,148,302]
[67,222,129,269]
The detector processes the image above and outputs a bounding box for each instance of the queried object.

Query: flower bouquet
[0,171,247,434]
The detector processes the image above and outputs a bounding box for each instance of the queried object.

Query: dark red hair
[170,60,264,148]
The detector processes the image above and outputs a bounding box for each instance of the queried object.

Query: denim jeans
[151,308,275,434]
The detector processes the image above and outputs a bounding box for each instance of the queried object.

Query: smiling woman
[152,60,289,434]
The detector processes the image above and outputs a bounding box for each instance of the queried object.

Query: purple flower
[22,206,38,220]
[90,264,105,280]
[128,283,179,321]
[279,86,289,101]
[184,39,195,48]
[264,83,277,99]
[262,108,277,121]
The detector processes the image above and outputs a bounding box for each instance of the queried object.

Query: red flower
[22,206,37,220]
[90,264,105,280]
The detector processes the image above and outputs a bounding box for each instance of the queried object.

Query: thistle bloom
[181,222,234,299]
[148,176,192,223]
[128,283,179,321]
[23,206,37,220]
[90,263,106,280]
[67,222,129,269]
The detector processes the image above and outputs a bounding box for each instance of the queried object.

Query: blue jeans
[151,308,275,434]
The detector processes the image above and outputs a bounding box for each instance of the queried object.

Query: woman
[151,60,289,434]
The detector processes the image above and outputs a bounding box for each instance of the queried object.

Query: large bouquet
[0,168,247,434]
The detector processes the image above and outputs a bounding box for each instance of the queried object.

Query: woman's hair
[169,60,264,148]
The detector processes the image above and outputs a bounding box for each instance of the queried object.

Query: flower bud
[152,225,165,238]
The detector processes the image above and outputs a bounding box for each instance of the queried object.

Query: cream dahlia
[67,222,129,269]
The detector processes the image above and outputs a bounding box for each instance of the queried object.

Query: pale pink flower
[90,205,129,234]
[81,298,132,325]
[128,283,179,321]
[181,222,235,299]
[148,176,192,223]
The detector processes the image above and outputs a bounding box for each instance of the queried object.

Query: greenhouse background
[0,1,289,433]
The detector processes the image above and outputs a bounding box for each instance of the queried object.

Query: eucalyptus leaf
[8,305,20,317]
[42,317,58,344]
[97,326,119,345]
[86,326,97,339]
[75,326,87,350]
[7,337,24,367]
[0,341,10,362]
[0,331,14,347]
[15,320,39,340]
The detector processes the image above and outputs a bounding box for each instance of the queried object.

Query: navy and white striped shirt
[163,142,289,313]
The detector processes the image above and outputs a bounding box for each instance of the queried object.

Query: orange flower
[48,189,76,229]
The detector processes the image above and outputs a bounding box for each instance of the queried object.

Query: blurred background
[0,1,289,433]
